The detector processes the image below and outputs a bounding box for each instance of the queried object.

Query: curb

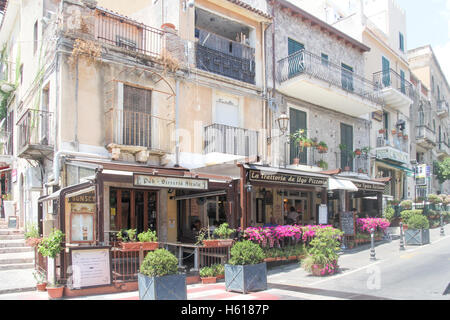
[0,286,37,295]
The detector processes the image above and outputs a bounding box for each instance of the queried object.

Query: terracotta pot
[202,240,220,247]
[36,283,47,292]
[276,257,283,261]
[311,265,323,276]
[120,242,142,251]
[161,23,176,30]
[264,258,276,262]
[201,277,217,284]
[216,274,225,280]
[288,256,297,261]
[403,224,408,230]
[217,239,234,247]
[140,242,159,251]
[47,286,64,299]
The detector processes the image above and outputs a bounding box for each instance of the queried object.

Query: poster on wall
[69,247,111,289]
[69,191,96,243]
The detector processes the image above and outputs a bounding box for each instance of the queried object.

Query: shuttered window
[290,108,307,165]
[340,123,353,171]
[288,38,304,78]
[122,85,152,147]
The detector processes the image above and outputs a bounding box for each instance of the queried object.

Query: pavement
[0,224,449,300]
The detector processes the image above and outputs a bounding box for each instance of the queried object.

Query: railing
[94,9,164,58]
[204,123,259,157]
[437,141,450,155]
[437,100,449,115]
[105,108,175,153]
[16,109,53,152]
[277,49,383,105]
[376,135,408,153]
[195,43,256,84]
[111,247,157,283]
[416,125,436,143]
[373,68,414,99]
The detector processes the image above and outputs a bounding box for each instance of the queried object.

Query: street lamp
[276,112,290,135]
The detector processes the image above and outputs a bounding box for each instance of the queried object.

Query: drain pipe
[175,78,180,167]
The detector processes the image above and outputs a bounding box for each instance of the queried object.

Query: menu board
[340,212,355,236]
[70,247,111,289]
[318,205,328,225]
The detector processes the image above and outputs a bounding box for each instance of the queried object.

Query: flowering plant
[356,218,390,234]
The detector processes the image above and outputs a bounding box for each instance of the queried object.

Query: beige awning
[328,177,358,191]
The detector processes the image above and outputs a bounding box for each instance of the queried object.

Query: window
[341,63,354,91]
[399,32,404,52]
[19,64,24,85]
[382,57,390,87]
[340,123,353,171]
[400,70,406,94]
[288,38,305,77]
[437,85,440,101]
[321,53,329,66]
[34,21,38,55]
[289,108,307,165]
[122,84,152,147]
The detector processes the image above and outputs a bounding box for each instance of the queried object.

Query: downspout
[175,78,180,167]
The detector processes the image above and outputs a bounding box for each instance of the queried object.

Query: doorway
[283,191,309,224]
[109,188,158,234]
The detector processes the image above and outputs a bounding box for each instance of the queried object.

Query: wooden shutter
[123,85,152,147]
[382,57,390,87]
[290,108,307,165]
[340,123,353,171]
[288,38,304,78]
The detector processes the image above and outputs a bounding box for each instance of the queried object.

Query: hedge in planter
[404,214,430,246]
[225,240,267,294]
[138,249,186,300]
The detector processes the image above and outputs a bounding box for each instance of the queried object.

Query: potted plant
[199,266,217,284]
[213,223,235,246]
[225,240,267,294]
[317,160,328,170]
[302,227,343,276]
[317,141,328,153]
[213,264,225,280]
[400,200,413,210]
[24,224,42,247]
[32,269,47,292]
[404,214,430,245]
[291,129,312,151]
[378,128,386,134]
[263,248,276,262]
[138,248,187,300]
[137,229,159,251]
[37,229,65,299]
[353,148,362,156]
[117,229,140,251]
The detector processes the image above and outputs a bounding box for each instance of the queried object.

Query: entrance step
[0,234,25,241]
[0,263,35,271]
[0,240,26,248]
[0,252,35,265]
[0,247,33,254]
[0,230,23,236]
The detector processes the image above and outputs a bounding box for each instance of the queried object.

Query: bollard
[399,222,405,250]
[441,214,445,237]
[370,228,376,261]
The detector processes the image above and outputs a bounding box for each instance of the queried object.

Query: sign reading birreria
[134,174,209,190]
[248,170,327,187]
[340,212,355,236]
[352,181,385,192]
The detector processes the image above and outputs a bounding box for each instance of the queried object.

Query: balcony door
[288,38,304,78]
[341,63,354,91]
[340,123,353,171]
[290,108,307,165]
[122,84,152,147]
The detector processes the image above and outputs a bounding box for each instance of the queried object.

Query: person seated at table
[287,207,299,224]
[191,219,201,232]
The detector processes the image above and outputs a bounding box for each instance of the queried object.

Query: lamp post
[276,112,290,168]
[399,222,405,250]
[370,228,376,261]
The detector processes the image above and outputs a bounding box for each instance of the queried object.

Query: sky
[397,0,450,83]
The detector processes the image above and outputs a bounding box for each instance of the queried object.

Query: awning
[38,190,62,203]
[328,177,358,191]
[376,159,414,173]
[38,185,94,203]
[172,190,227,201]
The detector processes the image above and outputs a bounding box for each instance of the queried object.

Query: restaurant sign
[248,170,327,187]
[352,181,385,192]
[134,174,209,190]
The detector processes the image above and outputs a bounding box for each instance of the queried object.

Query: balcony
[338,151,370,176]
[105,109,175,160]
[195,28,256,85]
[373,69,414,114]
[204,123,259,158]
[437,141,450,158]
[437,100,449,118]
[374,136,409,165]
[416,125,436,149]
[276,50,382,117]
[17,109,54,160]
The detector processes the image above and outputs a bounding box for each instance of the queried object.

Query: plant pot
[26,238,42,247]
[344,166,351,172]
[202,239,220,247]
[201,277,217,284]
[140,242,159,251]
[311,264,323,276]
[217,239,234,247]
[288,256,297,261]
[264,257,276,262]
[47,286,64,299]
[216,274,225,280]
[404,229,430,246]
[119,242,142,251]
[138,273,187,300]
[161,23,176,30]
[36,283,47,292]
[225,263,267,294]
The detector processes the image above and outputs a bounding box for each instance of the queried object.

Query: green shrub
[213,264,225,276]
[213,223,235,239]
[400,210,422,224]
[427,194,440,204]
[37,229,64,259]
[228,240,265,266]
[384,205,395,222]
[24,224,39,239]
[407,214,429,229]
[117,229,137,242]
[199,266,215,278]
[140,249,178,277]
[137,229,158,242]
[303,227,343,271]
[400,200,412,210]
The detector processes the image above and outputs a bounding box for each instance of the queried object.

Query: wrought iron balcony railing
[437,100,449,116]
[277,49,383,105]
[376,135,408,153]
[17,109,54,153]
[105,109,175,153]
[204,123,259,157]
[373,68,414,99]
[416,125,436,143]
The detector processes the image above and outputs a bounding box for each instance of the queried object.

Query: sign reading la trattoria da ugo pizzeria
[248,170,327,187]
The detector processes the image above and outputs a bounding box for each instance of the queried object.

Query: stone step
[0,234,25,240]
[0,240,26,248]
[0,263,35,271]
[0,269,39,295]
[0,247,34,254]
[0,230,24,236]
[0,252,35,265]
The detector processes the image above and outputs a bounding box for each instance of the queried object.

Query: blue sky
[397,0,450,81]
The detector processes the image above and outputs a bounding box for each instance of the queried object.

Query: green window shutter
[288,38,305,78]
[290,108,307,165]
[400,70,406,94]
[341,63,354,91]
[340,123,353,171]
[382,57,390,87]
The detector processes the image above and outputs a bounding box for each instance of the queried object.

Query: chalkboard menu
[340,212,355,236]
